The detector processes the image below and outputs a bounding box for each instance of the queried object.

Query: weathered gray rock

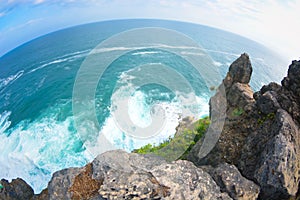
[151,160,232,200]
[282,60,300,98]
[226,53,252,85]
[255,90,281,114]
[202,163,260,200]
[188,57,300,199]
[188,53,255,166]
[48,150,232,200]
[240,60,300,199]
[226,82,254,108]
[0,178,34,200]
[240,109,299,199]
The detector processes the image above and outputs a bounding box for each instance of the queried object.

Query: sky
[0,0,299,61]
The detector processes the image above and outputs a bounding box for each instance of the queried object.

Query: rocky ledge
[1,54,299,200]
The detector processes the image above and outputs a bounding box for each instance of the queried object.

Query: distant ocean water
[0,19,287,192]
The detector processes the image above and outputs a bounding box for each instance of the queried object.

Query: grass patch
[132,116,210,161]
[232,107,244,116]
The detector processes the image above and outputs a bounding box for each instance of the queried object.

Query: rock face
[188,53,256,166]
[188,55,300,199]
[34,150,231,200]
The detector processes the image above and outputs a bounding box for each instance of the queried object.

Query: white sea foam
[27,49,90,74]
[0,111,11,134]
[96,45,200,52]
[180,51,204,56]
[91,44,203,56]
[28,58,69,73]
[99,98,182,151]
[225,62,232,66]
[91,47,136,54]
[0,70,24,89]
[58,49,90,59]
[202,48,240,57]
[94,67,210,152]
[0,104,93,193]
[131,51,160,56]
[128,90,153,127]
[213,61,223,67]
[96,91,209,153]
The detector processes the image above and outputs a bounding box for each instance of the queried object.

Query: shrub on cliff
[133,116,210,161]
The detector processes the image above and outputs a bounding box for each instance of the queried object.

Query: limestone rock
[151,160,232,200]
[203,163,260,200]
[240,109,299,199]
[30,150,231,200]
[188,57,300,199]
[188,53,255,166]
[225,53,252,85]
[282,60,300,98]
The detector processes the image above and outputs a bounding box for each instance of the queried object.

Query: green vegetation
[133,116,210,161]
[232,107,244,117]
[258,112,276,125]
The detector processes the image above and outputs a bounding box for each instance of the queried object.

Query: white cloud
[7,18,43,32]
[1,0,299,60]
[34,0,45,4]
[140,0,300,60]
[0,12,6,17]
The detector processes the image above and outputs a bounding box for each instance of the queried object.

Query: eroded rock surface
[34,150,231,200]
[188,55,300,199]
[201,163,260,200]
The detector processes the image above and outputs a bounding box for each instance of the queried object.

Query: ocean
[0,19,287,192]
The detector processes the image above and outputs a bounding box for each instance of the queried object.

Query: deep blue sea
[0,19,287,192]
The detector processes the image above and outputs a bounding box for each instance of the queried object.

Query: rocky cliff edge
[1,54,299,200]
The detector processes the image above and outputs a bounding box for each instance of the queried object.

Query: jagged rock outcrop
[188,55,300,199]
[188,53,256,166]
[239,60,300,199]
[33,150,231,200]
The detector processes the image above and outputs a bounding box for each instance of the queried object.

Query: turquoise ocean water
[0,19,287,192]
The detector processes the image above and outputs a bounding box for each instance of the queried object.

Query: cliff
[0,54,299,200]
[188,55,300,199]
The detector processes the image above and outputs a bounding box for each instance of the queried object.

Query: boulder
[202,163,260,200]
[0,178,34,200]
[30,150,231,200]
